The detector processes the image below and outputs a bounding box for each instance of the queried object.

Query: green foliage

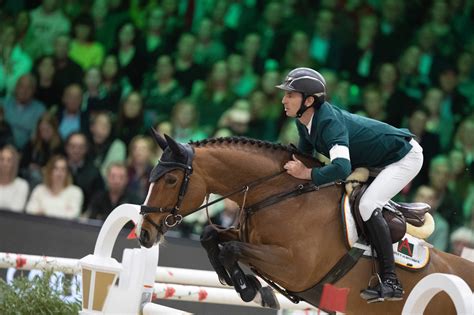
[0,271,81,315]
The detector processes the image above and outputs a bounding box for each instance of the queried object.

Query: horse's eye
[164,173,178,185]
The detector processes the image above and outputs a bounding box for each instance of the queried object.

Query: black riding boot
[360,209,404,303]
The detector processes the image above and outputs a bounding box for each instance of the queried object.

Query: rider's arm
[311,118,352,185]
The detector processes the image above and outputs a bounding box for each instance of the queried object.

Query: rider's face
[282,91,303,117]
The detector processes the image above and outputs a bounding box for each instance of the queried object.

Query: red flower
[198,289,208,301]
[164,286,176,298]
[16,256,27,269]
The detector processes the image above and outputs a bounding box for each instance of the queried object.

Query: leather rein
[140,148,341,234]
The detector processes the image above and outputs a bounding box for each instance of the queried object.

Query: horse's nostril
[140,230,149,243]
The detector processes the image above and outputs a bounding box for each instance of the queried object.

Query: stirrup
[360,276,404,303]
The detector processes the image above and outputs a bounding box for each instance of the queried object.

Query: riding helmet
[276,67,326,100]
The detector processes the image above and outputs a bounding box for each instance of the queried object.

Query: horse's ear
[151,128,168,150]
[164,134,184,157]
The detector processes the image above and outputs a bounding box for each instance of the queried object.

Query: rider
[277,67,423,302]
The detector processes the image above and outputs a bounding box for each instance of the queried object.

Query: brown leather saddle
[350,184,430,243]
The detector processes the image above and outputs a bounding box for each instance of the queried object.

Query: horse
[137,133,474,314]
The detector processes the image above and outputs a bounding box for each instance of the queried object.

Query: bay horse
[137,133,474,314]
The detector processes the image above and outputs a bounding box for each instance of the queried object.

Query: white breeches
[359,139,424,221]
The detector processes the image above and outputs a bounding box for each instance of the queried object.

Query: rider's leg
[359,139,423,301]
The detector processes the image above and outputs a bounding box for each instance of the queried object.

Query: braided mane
[189,137,319,163]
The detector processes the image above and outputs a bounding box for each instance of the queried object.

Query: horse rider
[277,67,424,302]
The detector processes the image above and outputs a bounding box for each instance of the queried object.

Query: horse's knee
[219,242,241,267]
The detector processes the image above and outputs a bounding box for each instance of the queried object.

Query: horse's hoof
[260,286,280,310]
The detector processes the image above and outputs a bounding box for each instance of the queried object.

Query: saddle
[349,181,430,243]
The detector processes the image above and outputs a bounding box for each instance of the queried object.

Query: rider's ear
[305,96,315,107]
[164,173,178,185]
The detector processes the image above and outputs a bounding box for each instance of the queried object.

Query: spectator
[88,111,127,179]
[116,91,146,146]
[453,118,474,179]
[111,21,147,89]
[64,132,104,212]
[173,33,205,96]
[415,24,446,86]
[397,45,426,102]
[309,9,343,70]
[193,18,227,70]
[57,83,89,140]
[143,8,173,67]
[33,55,61,108]
[407,107,441,187]
[52,34,84,95]
[69,14,105,70]
[87,162,140,220]
[450,226,474,256]
[101,54,132,108]
[342,14,379,85]
[193,60,236,134]
[141,55,185,126]
[20,112,63,187]
[428,155,463,232]
[126,135,155,201]
[378,62,417,127]
[0,107,14,147]
[227,53,259,98]
[26,154,83,219]
[413,185,449,251]
[239,33,265,75]
[0,23,33,96]
[359,86,388,122]
[92,0,130,53]
[82,67,109,114]
[456,51,474,106]
[24,0,71,60]
[170,99,208,143]
[210,198,240,228]
[0,74,46,149]
[217,100,252,137]
[0,145,29,212]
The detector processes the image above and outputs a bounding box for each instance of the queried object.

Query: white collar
[305,113,314,134]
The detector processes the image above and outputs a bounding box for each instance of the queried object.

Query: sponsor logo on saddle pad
[340,194,430,270]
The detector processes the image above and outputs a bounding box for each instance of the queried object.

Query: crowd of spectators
[1,0,474,255]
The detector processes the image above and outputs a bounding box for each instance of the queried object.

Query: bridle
[139,143,287,231]
[140,142,341,236]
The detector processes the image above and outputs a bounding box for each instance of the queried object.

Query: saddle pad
[341,194,430,270]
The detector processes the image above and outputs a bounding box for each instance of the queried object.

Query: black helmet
[276,67,326,100]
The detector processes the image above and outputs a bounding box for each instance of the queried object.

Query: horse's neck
[194,147,284,203]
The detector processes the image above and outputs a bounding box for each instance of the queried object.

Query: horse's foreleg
[200,225,235,286]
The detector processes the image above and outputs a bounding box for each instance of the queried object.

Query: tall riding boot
[360,209,404,302]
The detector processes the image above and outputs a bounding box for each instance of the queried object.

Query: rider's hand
[284,155,312,180]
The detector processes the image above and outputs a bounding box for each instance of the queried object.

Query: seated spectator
[173,33,204,95]
[358,86,388,122]
[0,107,13,147]
[26,155,83,219]
[0,74,46,149]
[227,53,259,98]
[407,107,441,187]
[456,51,474,106]
[52,34,84,94]
[87,162,140,220]
[193,18,227,70]
[111,21,147,89]
[428,155,463,232]
[20,112,63,187]
[0,23,33,96]
[141,55,185,126]
[170,99,208,143]
[116,91,146,146]
[57,83,89,140]
[450,227,474,256]
[0,145,29,212]
[210,198,240,228]
[82,67,109,113]
[126,135,155,201]
[65,132,104,212]
[88,111,126,178]
[413,185,449,251]
[101,54,132,109]
[143,8,173,67]
[192,60,236,134]
[33,55,62,109]
[283,30,317,70]
[217,100,252,137]
[23,0,70,60]
[69,14,105,70]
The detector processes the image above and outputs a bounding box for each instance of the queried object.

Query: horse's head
[137,131,207,248]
